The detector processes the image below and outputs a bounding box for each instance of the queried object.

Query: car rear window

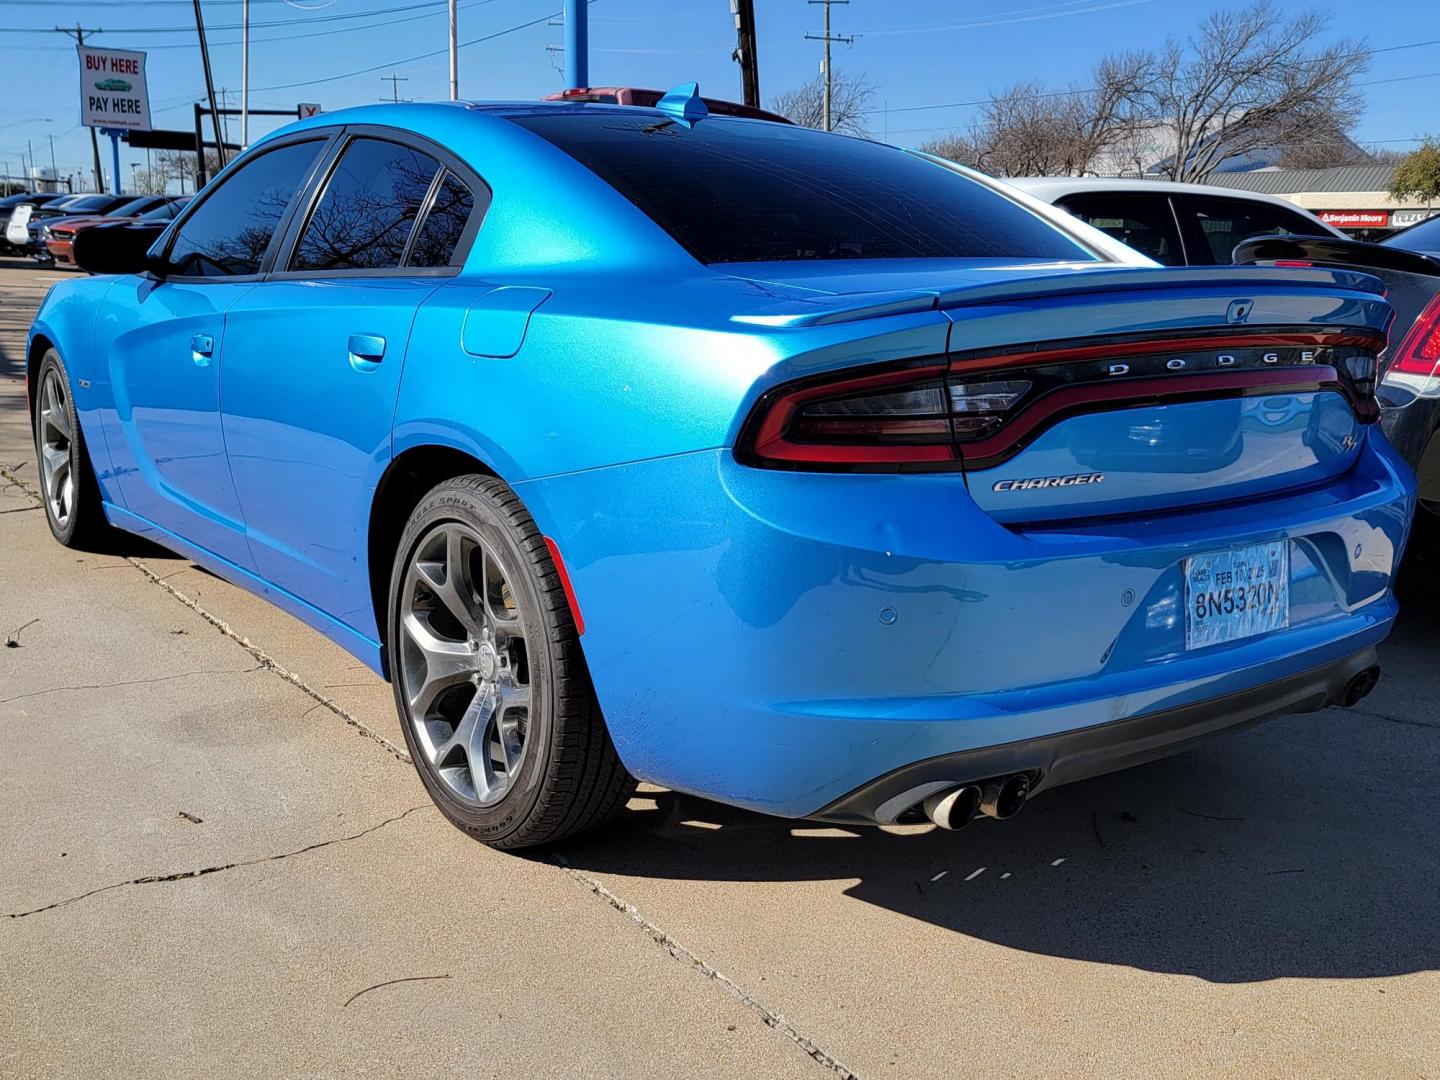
[509,113,1092,265]
[1385,214,1440,255]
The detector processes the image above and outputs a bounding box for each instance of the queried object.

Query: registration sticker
[1184,541,1289,650]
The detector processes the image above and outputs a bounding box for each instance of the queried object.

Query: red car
[46,196,188,269]
[541,86,792,124]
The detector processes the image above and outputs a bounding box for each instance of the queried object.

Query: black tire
[32,349,111,549]
[387,474,635,849]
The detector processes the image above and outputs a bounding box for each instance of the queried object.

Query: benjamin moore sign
[78,46,151,130]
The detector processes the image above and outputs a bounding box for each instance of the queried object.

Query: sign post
[77,44,151,194]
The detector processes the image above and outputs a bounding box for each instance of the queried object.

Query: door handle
[347,333,386,372]
[190,333,215,367]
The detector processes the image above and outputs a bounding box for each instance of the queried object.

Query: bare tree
[129,168,170,196]
[1143,1,1368,181]
[770,70,875,137]
[921,58,1148,178]
[153,148,222,194]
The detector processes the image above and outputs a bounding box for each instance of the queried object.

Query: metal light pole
[564,0,588,89]
[241,0,250,147]
[448,0,458,100]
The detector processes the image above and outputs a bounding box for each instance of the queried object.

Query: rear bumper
[815,646,1378,823]
[515,435,1414,819]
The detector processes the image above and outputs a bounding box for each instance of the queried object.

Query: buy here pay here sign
[78,46,152,131]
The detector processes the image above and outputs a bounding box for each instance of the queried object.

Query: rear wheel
[32,350,110,548]
[387,475,634,849]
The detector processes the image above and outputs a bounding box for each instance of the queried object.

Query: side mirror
[71,222,170,277]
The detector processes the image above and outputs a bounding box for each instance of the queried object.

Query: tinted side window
[406,171,476,268]
[167,140,324,277]
[1057,193,1186,266]
[1178,194,1327,264]
[511,114,1090,264]
[290,138,440,272]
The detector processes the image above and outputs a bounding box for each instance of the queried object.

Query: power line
[250,6,566,92]
[864,37,1440,117]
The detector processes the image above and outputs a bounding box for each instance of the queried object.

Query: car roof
[1004,175,1343,233]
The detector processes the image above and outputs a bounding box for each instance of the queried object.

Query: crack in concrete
[0,463,408,763]
[7,805,432,920]
[1343,704,1440,731]
[124,556,413,764]
[552,854,861,1080]
[0,665,261,704]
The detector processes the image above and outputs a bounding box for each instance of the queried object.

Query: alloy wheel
[398,521,533,808]
[37,368,74,529]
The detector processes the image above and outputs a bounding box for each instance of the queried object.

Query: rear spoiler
[1233,235,1440,279]
[731,263,1387,329]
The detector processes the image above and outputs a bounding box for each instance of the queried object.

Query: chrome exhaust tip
[979,773,1030,820]
[922,785,983,831]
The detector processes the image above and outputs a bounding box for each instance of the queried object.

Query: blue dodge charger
[27,91,1415,847]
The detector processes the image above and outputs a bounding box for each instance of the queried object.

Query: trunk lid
[733,262,1390,525]
[938,271,1389,524]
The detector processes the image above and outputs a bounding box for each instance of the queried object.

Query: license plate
[1184,541,1289,650]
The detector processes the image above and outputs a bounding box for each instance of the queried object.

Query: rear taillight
[1389,293,1440,379]
[742,362,1040,466]
[739,329,1384,471]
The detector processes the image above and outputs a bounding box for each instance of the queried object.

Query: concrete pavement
[1,259,1437,1078]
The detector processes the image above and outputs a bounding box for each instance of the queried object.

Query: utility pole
[191,0,227,172]
[55,25,106,190]
[563,0,588,90]
[381,74,411,103]
[448,0,458,100]
[805,0,852,132]
[730,0,759,109]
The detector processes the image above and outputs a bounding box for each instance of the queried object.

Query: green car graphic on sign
[95,78,133,92]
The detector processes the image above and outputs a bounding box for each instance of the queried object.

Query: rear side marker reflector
[543,536,585,637]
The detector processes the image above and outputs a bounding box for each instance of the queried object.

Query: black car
[1234,228,1440,516]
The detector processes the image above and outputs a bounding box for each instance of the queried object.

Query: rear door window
[290,137,441,272]
[1055,193,1186,265]
[510,113,1093,264]
[1175,194,1328,264]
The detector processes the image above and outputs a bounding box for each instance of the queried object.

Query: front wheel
[387,475,634,849]
[32,349,110,548]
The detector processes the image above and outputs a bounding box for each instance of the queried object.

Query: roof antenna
[656,82,708,126]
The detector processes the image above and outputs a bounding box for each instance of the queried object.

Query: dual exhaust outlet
[922,774,1031,831]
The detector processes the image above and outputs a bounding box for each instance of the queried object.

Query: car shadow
[557,562,1440,985]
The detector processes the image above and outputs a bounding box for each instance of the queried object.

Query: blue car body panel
[25,101,1416,818]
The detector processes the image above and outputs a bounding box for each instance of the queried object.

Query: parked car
[1,192,73,254]
[1231,221,1440,517]
[542,85,793,124]
[1009,177,1340,266]
[45,196,188,269]
[28,95,1413,848]
[6,193,135,259]
[1383,213,1440,259]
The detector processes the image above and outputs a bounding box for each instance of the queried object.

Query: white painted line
[1000,872,1012,879]
[964,867,986,881]
[1051,858,1066,867]
[930,870,948,882]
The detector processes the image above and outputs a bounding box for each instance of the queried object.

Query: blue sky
[2,0,1437,189]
